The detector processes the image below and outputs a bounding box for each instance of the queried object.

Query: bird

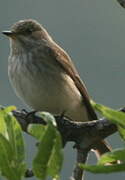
[3,19,111,156]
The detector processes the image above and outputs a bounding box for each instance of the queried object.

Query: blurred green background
[1,0,125,179]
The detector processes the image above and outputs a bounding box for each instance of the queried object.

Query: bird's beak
[2,30,16,37]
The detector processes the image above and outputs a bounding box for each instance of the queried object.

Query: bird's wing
[47,42,97,120]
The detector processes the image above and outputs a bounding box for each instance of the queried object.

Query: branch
[72,148,90,180]
[12,108,122,180]
[12,109,118,147]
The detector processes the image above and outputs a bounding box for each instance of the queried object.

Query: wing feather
[46,42,97,120]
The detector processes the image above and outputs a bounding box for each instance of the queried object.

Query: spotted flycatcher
[3,19,110,155]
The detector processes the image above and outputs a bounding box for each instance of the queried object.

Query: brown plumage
[3,19,111,156]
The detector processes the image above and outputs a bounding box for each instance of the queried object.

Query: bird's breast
[8,53,89,122]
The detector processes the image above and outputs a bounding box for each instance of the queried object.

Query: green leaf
[91,101,125,127]
[0,134,13,164]
[39,112,57,127]
[0,109,9,138]
[32,112,63,180]
[28,124,45,140]
[0,106,26,180]
[0,134,26,180]
[4,106,16,113]
[0,134,19,180]
[0,106,17,138]
[118,125,125,141]
[98,148,125,164]
[5,113,25,164]
[33,123,56,179]
[91,101,125,141]
[47,130,63,178]
[79,163,125,173]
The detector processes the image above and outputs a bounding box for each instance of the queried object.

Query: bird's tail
[92,140,112,159]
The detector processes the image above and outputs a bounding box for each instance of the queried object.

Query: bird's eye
[25,28,33,34]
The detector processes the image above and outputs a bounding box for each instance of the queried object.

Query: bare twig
[72,148,90,180]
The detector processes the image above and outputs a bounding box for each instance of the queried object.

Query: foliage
[0,108,63,180]
[0,106,26,180]
[28,112,63,180]
[80,101,125,173]
[1,102,125,179]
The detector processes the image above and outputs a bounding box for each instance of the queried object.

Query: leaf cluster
[0,102,125,179]
[0,108,63,180]
[80,101,125,173]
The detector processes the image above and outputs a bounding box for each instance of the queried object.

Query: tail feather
[92,140,111,159]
